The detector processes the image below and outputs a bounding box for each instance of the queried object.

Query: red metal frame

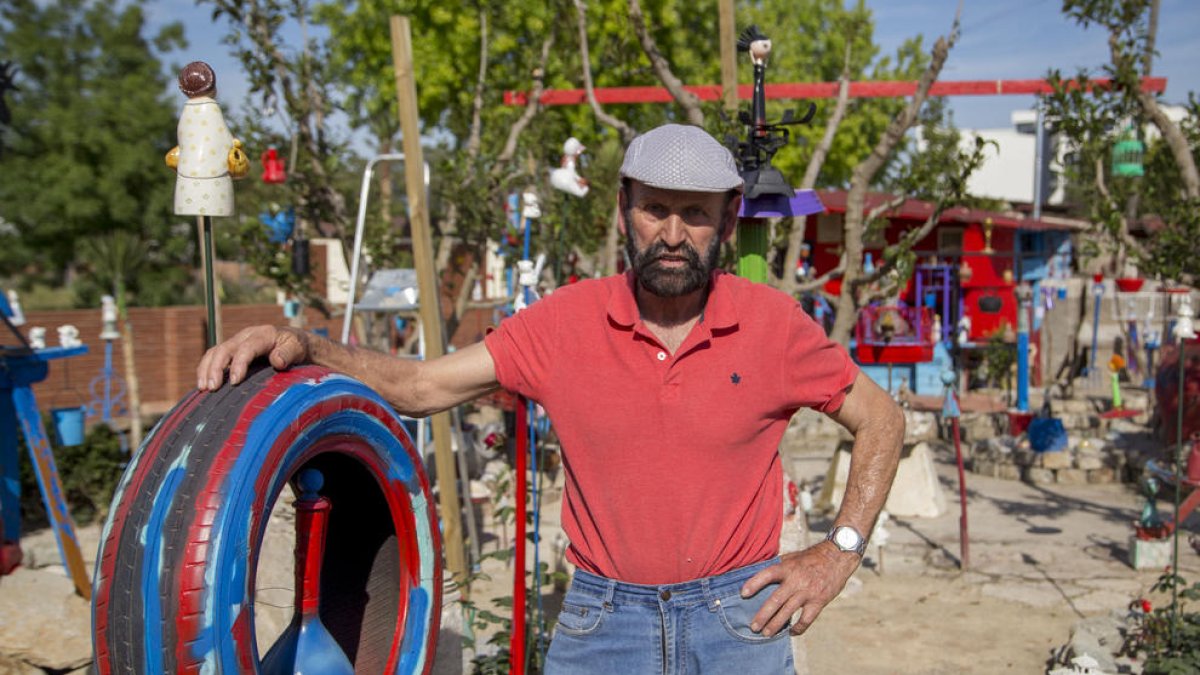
[504,77,1166,106]
[855,306,936,364]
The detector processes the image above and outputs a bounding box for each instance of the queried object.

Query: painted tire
[91,365,442,674]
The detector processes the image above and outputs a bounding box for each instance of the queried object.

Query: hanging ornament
[261,147,286,184]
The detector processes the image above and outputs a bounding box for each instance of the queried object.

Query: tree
[824,10,991,346]
[0,0,190,308]
[1045,0,1199,284]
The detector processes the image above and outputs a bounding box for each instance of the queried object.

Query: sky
[144,0,1200,145]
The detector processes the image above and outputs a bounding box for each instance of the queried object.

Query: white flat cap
[619,124,744,193]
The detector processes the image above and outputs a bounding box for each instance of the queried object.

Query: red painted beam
[502,77,1167,106]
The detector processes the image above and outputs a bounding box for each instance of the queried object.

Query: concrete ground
[3,431,1198,674]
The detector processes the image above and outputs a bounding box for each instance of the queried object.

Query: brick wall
[10,302,497,421]
[10,304,341,418]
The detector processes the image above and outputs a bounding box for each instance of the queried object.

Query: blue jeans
[544,558,794,674]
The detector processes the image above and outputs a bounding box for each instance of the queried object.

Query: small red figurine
[261,147,286,184]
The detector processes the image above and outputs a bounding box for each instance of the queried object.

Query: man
[197,124,904,673]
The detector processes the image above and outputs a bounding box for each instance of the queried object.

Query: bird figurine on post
[550,137,589,197]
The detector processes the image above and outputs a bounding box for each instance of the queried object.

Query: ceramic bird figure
[550,137,589,198]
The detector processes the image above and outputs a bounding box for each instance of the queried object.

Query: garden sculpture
[1138,476,1163,530]
[166,61,245,217]
[165,61,246,347]
[93,63,442,673]
[549,137,589,197]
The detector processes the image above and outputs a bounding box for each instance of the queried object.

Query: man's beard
[625,223,722,298]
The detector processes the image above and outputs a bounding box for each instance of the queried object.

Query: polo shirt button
[657,351,666,361]
[660,590,671,600]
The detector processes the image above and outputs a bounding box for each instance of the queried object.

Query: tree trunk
[115,281,143,450]
[829,20,959,346]
[779,44,853,296]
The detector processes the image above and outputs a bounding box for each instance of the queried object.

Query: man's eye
[683,206,709,220]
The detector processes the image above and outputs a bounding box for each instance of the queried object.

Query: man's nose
[659,214,687,247]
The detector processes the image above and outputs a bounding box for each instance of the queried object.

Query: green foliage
[1045,0,1200,280]
[201,0,360,311]
[1122,572,1200,673]
[20,423,128,527]
[0,0,193,308]
[736,0,930,189]
[982,331,1015,391]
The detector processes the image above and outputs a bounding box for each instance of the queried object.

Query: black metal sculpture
[728,26,815,200]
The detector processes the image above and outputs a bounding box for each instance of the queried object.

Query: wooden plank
[389,15,467,586]
[718,0,738,113]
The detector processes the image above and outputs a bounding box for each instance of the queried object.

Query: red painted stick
[503,77,1167,106]
[951,412,970,569]
[509,399,528,674]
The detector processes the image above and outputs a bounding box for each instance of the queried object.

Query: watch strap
[825,525,867,556]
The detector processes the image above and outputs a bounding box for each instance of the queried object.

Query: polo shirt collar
[606,270,740,331]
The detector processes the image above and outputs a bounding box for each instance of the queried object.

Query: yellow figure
[1109,354,1126,410]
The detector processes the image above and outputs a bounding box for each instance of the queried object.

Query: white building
[960,105,1189,210]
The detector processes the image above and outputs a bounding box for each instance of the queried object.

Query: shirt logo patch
[730,372,741,385]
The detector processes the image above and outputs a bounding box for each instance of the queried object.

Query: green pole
[737,218,770,283]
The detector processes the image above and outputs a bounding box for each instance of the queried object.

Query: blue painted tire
[92,365,441,674]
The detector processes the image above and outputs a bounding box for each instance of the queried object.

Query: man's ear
[617,187,629,238]
[721,193,742,242]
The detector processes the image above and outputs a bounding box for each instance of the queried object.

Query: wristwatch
[825,525,867,556]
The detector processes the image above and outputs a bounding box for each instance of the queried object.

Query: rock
[1087,468,1116,484]
[0,654,43,674]
[1065,615,1123,674]
[817,443,946,518]
[904,410,939,442]
[1013,447,1035,466]
[997,463,1022,481]
[1040,450,1073,470]
[1057,468,1089,485]
[1076,455,1104,471]
[972,459,996,478]
[0,567,92,672]
[1026,467,1056,484]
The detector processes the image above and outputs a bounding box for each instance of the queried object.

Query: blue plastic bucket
[51,406,86,447]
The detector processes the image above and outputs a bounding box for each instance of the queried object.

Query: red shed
[803,190,1083,343]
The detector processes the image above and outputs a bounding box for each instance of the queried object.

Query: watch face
[834,527,862,550]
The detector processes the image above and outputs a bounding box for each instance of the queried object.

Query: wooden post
[718,0,738,114]
[390,15,468,586]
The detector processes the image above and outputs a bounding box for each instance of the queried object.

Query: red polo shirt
[484,271,858,584]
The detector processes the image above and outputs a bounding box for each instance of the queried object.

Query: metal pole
[1172,343,1182,648]
[1017,284,1032,412]
[1089,280,1104,375]
[341,154,426,345]
[1032,98,1045,220]
[510,398,529,675]
[952,414,970,569]
[198,216,218,349]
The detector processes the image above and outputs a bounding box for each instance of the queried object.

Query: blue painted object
[0,344,92,597]
[738,190,824,218]
[1028,417,1068,452]
[51,406,86,447]
[259,207,296,243]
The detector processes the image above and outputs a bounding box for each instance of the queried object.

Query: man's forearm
[305,333,428,416]
[834,403,905,538]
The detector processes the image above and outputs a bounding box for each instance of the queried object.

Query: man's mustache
[638,241,702,268]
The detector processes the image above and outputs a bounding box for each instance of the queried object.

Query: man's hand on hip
[739,542,860,637]
[196,325,311,391]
